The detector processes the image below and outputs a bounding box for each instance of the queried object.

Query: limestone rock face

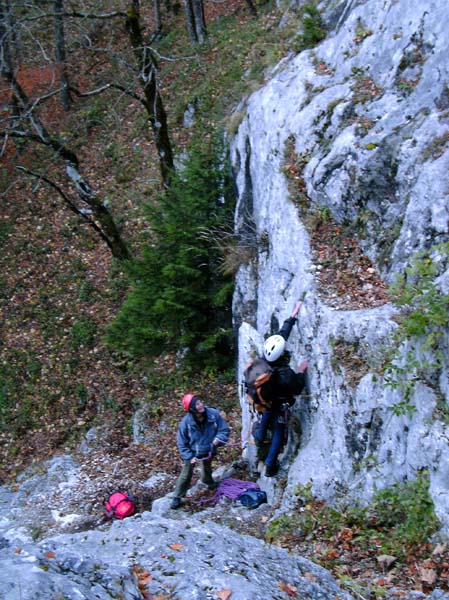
[2,1,449,597]
[232,0,449,533]
[0,457,354,600]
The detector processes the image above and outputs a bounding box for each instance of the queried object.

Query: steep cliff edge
[232,0,449,533]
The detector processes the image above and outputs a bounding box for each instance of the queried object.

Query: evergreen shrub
[106,138,236,370]
[385,242,449,416]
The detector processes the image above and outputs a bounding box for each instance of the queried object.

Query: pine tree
[106,138,235,370]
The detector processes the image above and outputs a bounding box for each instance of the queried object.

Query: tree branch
[16,165,112,247]
[2,124,79,165]
[1,129,48,146]
[10,11,128,24]
[69,82,145,106]
[28,85,66,111]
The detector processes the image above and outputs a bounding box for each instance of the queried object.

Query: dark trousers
[173,458,214,499]
[253,410,286,468]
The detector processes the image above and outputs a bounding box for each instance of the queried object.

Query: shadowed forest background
[0,0,289,480]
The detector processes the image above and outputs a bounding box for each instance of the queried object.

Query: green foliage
[0,350,42,434]
[81,96,107,132]
[266,473,439,560]
[353,17,373,44]
[384,242,449,416]
[350,69,383,105]
[0,165,11,194]
[291,4,326,53]
[421,131,449,161]
[266,514,297,541]
[70,316,97,349]
[78,280,97,302]
[104,141,123,163]
[0,217,13,247]
[106,260,128,302]
[156,4,311,133]
[106,138,236,370]
[371,472,439,552]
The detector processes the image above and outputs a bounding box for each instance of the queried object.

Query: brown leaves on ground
[168,543,184,551]
[309,219,389,310]
[0,0,253,487]
[0,4,444,600]
[278,581,298,597]
[133,565,156,600]
[273,516,449,598]
[283,149,389,311]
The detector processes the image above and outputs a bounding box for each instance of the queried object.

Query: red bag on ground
[104,491,136,520]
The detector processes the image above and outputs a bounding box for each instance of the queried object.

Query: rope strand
[195,438,247,461]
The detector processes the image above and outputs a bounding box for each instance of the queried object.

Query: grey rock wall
[0,457,354,600]
[232,0,449,533]
[2,2,449,597]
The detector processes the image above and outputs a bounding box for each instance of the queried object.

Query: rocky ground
[8,423,448,600]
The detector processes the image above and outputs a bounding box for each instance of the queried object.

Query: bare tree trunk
[154,0,162,35]
[126,2,174,187]
[3,71,131,260]
[164,0,181,15]
[0,0,12,72]
[54,0,71,110]
[0,0,20,130]
[183,0,197,44]
[4,0,19,63]
[243,0,258,17]
[191,0,206,44]
[183,0,206,44]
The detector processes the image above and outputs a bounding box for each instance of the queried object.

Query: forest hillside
[1,1,449,599]
[1,0,269,481]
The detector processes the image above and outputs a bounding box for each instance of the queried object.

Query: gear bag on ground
[104,491,136,520]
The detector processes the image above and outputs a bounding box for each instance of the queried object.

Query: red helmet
[182,393,197,411]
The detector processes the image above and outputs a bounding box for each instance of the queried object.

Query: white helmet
[263,334,286,362]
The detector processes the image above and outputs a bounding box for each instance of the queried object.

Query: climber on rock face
[170,394,230,510]
[244,301,308,477]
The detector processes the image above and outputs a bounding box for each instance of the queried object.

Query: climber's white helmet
[263,334,286,362]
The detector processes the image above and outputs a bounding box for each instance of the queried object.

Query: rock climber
[170,393,230,509]
[252,301,308,477]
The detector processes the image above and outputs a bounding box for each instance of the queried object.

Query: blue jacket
[176,407,230,461]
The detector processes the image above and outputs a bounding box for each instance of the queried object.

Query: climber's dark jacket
[262,316,306,408]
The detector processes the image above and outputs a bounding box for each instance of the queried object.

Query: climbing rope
[193,478,261,507]
[194,438,248,462]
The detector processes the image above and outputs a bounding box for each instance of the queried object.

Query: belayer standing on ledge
[244,301,308,477]
[170,394,230,510]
